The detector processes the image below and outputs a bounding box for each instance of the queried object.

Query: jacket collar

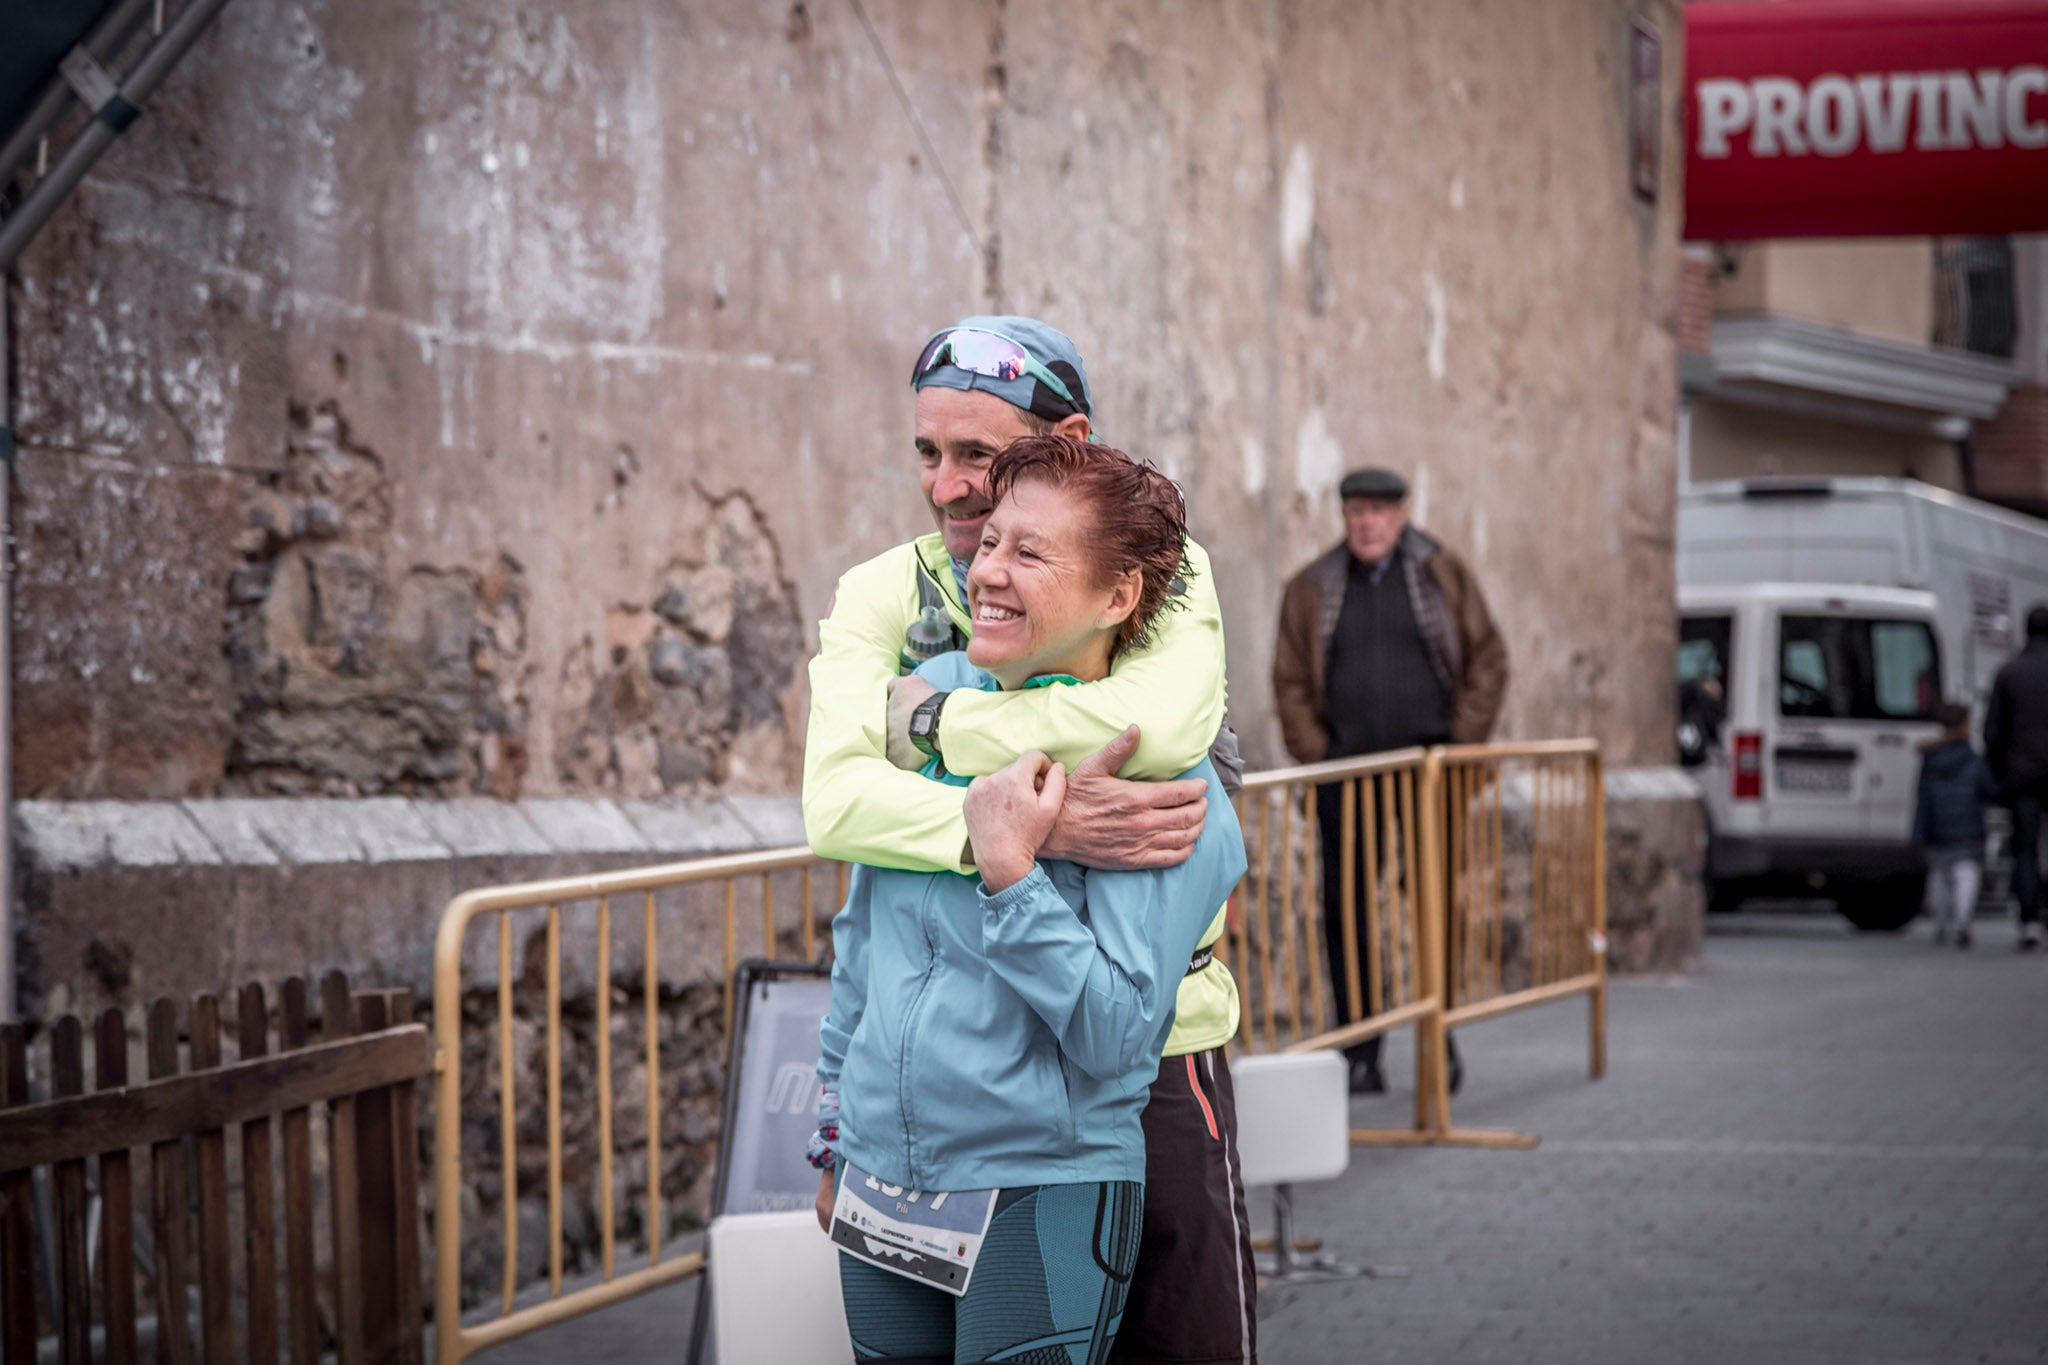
[1319,523,1442,575]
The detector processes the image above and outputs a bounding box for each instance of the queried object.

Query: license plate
[1776,762,1852,794]
[828,1163,996,1297]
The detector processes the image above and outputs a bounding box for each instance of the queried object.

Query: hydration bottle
[899,604,954,674]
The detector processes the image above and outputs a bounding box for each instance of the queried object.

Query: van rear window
[1778,616,1940,722]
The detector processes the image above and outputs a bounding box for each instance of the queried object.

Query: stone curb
[16,793,807,873]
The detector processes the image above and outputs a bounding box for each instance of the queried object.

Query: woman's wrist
[976,844,1037,894]
[807,1086,842,1169]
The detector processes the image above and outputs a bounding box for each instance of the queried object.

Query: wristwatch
[908,692,947,762]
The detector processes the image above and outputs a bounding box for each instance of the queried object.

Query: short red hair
[986,434,1194,657]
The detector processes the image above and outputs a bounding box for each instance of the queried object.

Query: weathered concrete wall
[10,0,1685,807]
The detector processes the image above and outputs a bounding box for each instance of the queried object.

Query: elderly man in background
[1272,466,1508,1095]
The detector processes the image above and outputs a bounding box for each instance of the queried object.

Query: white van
[1680,478,2048,709]
[1676,479,2048,929]
[1678,582,1944,930]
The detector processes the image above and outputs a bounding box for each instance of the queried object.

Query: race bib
[828,1162,997,1297]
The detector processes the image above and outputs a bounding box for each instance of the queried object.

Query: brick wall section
[1973,381,2048,507]
[1679,253,1717,355]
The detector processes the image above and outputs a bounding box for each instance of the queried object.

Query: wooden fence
[0,972,432,1365]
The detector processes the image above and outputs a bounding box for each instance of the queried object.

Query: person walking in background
[1985,604,2048,951]
[1272,466,1508,1094]
[1914,702,1996,948]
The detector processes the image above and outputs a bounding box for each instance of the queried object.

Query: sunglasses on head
[911,327,1087,418]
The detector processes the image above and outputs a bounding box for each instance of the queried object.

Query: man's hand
[815,1169,835,1233]
[963,751,1066,893]
[1039,726,1209,871]
[885,675,938,771]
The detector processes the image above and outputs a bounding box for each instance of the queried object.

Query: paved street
[490,907,2048,1364]
[1263,908,2048,1365]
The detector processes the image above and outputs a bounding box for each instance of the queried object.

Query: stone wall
[11,792,810,1020]
[1601,767,1704,975]
[10,0,1688,810]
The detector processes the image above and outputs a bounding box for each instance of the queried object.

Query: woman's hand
[964,751,1066,892]
[815,1169,835,1233]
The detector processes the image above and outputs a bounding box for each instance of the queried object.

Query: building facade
[1680,234,2048,511]
[6,1,1689,1015]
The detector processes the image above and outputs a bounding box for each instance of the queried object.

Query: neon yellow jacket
[803,532,1240,1055]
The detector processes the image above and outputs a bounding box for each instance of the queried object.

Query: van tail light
[1733,732,1763,801]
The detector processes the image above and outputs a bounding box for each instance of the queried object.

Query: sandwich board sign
[687,959,834,1365]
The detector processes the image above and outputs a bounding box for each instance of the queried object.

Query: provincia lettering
[1696,67,2048,158]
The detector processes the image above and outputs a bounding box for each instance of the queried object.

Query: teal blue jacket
[816,653,1247,1191]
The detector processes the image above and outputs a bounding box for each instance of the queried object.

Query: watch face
[911,695,942,753]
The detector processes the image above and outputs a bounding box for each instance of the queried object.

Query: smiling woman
[967,433,1195,689]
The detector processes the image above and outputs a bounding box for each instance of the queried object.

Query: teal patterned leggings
[837,1180,1144,1365]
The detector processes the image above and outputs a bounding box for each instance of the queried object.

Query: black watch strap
[909,691,946,761]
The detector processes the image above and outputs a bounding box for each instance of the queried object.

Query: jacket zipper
[896,885,941,1186]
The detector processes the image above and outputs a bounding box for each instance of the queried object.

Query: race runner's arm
[803,550,976,874]
[814,867,873,1097]
[804,540,1227,873]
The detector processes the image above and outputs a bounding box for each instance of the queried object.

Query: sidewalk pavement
[1260,908,2048,1364]
[486,907,2048,1364]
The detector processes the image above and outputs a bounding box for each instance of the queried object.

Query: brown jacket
[1272,528,1509,763]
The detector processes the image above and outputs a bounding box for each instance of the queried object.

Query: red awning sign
[1696,69,2047,159]
[1685,1,2048,240]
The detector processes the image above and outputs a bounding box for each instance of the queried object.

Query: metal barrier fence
[428,740,1605,1360]
[1218,743,1604,1147]
[1435,741,1607,1071]
[1220,750,1455,1142]
[429,848,845,1365]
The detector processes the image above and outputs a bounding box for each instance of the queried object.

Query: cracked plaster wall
[9,0,1686,805]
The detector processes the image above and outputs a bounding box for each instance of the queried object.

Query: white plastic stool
[1231,1050,1403,1287]
[706,1210,853,1365]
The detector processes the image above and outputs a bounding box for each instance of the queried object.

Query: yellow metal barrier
[1223,750,1546,1148]
[1432,741,1607,1074]
[430,847,847,1364]
[429,740,1606,1358]
[1225,751,1447,1144]
[1228,749,1431,1060]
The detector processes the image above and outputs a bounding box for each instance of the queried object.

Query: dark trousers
[1316,780,1459,1071]
[2013,786,2045,925]
[1111,1046,1257,1364]
[1315,781,1386,1066]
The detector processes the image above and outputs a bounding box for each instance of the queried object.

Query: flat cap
[1339,466,1409,501]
